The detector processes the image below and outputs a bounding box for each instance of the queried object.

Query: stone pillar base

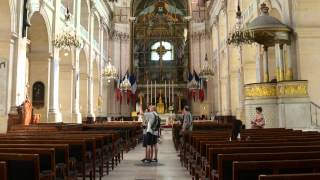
[48,111,62,123]
[72,112,82,124]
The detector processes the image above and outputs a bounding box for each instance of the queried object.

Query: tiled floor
[103,129,192,180]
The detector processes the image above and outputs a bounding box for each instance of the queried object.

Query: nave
[105,129,192,180]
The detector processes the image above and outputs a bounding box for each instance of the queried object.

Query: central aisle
[103,129,192,180]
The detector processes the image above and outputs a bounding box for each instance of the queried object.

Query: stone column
[72,0,82,123]
[8,35,27,113]
[72,49,81,123]
[286,45,294,80]
[215,19,222,115]
[276,43,284,81]
[237,45,245,120]
[224,8,232,116]
[48,0,62,122]
[256,44,262,83]
[99,26,104,115]
[263,46,269,82]
[87,12,95,120]
[48,50,62,122]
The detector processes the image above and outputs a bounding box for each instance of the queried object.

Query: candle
[168,82,171,106]
[165,80,167,104]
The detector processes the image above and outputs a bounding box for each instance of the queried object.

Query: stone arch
[27,12,50,122]
[38,7,53,54]
[79,49,88,118]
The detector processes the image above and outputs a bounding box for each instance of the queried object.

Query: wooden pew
[0,153,40,180]
[0,139,90,180]
[259,173,320,180]
[0,161,7,180]
[1,132,114,178]
[217,151,320,180]
[0,148,55,180]
[0,144,69,179]
[233,159,320,180]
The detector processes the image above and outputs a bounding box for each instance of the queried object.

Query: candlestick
[172,81,174,106]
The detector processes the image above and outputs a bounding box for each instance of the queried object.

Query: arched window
[151,41,174,61]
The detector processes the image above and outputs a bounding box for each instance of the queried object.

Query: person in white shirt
[143,106,159,163]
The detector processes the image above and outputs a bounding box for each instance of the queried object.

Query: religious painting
[32,81,45,109]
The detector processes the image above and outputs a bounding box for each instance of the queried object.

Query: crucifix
[155,42,169,79]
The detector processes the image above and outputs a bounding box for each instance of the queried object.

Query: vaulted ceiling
[132,0,188,16]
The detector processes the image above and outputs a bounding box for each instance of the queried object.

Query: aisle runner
[103,129,192,180]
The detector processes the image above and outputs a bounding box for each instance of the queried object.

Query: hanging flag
[188,71,193,82]
[116,75,122,104]
[194,69,200,82]
[129,74,137,95]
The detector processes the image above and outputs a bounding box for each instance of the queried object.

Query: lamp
[53,6,81,55]
[103,57,118,83]
[120,75,132,92]
[199,54,214,81]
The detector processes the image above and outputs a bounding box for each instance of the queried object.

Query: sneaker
[145,159,152,163]
[141,158,147,162]
[153,158,158,162]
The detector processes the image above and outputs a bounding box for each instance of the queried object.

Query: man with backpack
[143,105,161,163]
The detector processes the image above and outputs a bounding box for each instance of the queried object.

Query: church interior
[1,0,320,179]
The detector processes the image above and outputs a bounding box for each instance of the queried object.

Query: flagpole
[150,81,153,106]
[155,81,157,106]
[147,80,149,106]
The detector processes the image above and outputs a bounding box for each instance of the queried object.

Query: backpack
[151,113,161,131]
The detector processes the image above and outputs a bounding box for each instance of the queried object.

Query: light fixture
[103,57,118,83]
[227,4,255,46]
[120,75,132,92]
[53,6,81,52]
[199,54,214,81]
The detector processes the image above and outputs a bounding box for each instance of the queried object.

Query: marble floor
[102,129,192,180]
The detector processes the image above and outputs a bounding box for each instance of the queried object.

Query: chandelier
[120,75,132,91]
[227,29,255,46]
[103,57,117,83]
[227,6,254,46]
[53,7,81,55]
[199,54,214,80]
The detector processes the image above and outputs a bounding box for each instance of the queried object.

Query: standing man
[182,105,193,133]
[143,106,160,163]
[150,106,160,162]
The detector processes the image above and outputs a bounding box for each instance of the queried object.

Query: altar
[158,113,175,125]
